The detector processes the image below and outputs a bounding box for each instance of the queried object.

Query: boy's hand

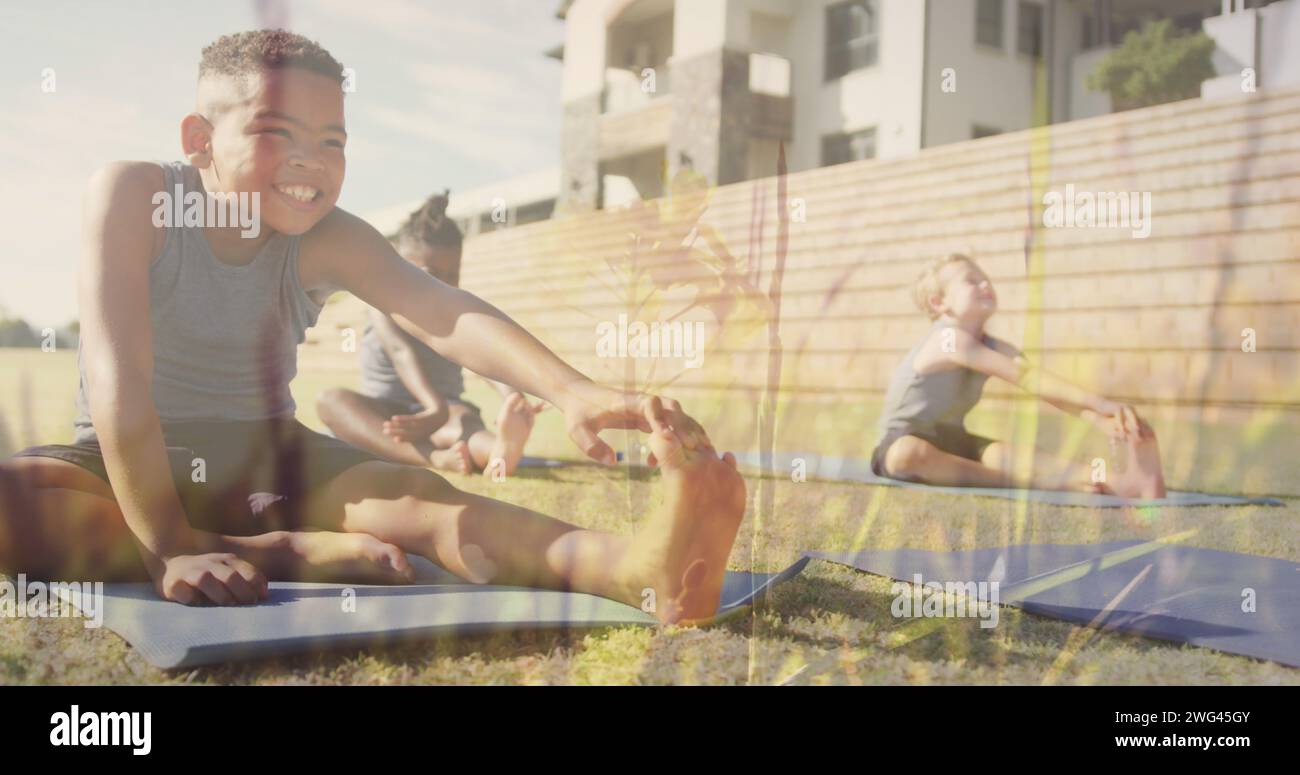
[382,406,449,443]
[289,531,415,584]
[1091,402,1151,441]
[154,553,269,606]
[559,380,712,465]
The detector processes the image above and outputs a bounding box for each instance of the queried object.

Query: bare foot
[429,441,472,475]
[485,392,537,479]
[1107,433,1166,499]
[613,428,747,625]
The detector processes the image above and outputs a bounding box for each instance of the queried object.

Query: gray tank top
[72,161,323,443]
[874,320,1019,442]
[357,315,465,406]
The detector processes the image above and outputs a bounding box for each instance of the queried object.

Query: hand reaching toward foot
[288,531,415,584]
[558,380,713,465]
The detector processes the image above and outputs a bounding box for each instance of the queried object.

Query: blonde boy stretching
[871,253,1166,497]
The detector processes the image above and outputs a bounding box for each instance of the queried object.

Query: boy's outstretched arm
[308,210,711,463]
[948,329,1144,437]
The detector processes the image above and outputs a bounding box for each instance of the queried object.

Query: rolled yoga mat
[808,541,1300,667]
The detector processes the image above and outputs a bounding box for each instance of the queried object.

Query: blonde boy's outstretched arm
[947,329,1144,438]
[308,209,712,463]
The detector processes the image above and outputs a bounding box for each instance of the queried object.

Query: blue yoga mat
[96,556,809,669]
[808,542,1300,668]
[731,451,1285,507]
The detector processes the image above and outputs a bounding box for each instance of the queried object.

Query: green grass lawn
[1,348,1297,684]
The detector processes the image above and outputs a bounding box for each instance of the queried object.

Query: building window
[976,0,1003,49]
[1017,1,1043,58]
[972,124,1002,139]
[821,127,876,167]
[825,0,879,81]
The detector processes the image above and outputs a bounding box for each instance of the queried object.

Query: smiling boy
[0,30,745,623]
[871,253,1166,497]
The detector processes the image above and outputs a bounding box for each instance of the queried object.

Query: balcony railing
[602,65,671,114]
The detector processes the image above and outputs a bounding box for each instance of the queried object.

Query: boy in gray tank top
[871,254,1166,498]
[2,30,744,624]
[318,192,544,478]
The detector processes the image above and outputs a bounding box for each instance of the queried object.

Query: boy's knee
[316,388,355,423]
[886,436,935,477]
[0,463,36,574]
[0,459,31,511]
[363,462,455,505]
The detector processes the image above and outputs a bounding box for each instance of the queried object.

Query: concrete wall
[1201,0,1300,101]
[1258,0,1300,90]
[440,87,1300,495]
[1069,45,1114,121]
[561,0,615,103]
[779,0,928,171]
[923,0,1067,147]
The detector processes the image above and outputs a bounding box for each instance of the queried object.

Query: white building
[553,0,1300,212]
[364,167,560,239]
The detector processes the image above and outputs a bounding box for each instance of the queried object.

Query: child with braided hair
[318,192,544,477]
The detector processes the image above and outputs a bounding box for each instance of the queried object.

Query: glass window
[972,124,1002,139]
[825,0,879,80]
[976,0,1003,48]
[1017,1,1043,58]
[821,127,876,167]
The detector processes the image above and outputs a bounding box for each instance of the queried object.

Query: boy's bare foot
[486,392,537,478]
[1118,428,1166,499]
[429,441,472,475]
[612,428,747,625]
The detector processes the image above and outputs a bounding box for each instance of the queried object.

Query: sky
[0,0,565,328]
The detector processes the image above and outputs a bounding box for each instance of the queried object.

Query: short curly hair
[199,29,344,84]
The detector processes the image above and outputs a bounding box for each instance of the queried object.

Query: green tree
[0,317,38,348]
[1087,19,1216,111]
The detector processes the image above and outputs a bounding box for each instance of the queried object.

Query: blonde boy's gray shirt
[874,320,1021,443]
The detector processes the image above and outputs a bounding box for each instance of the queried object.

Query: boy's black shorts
[870,425,997,480]
[13,418,381,535]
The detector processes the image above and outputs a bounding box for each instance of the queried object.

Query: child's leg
[301,427,746,623]
[317,388,471,473]
[883,435,1100,492]
[982,437,1165,498]
[883,435,1024,488]
[978,442,1102,492]
[0,457,150,581]
[453,394,536,478]
[0,456,415,584]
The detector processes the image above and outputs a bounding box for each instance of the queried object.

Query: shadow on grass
[751,566,1207,679]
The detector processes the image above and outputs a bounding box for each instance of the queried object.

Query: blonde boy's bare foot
[612,428,746,625]
[1113,431,1166,499]
[485,392,536,479]
[429,441,472,475]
